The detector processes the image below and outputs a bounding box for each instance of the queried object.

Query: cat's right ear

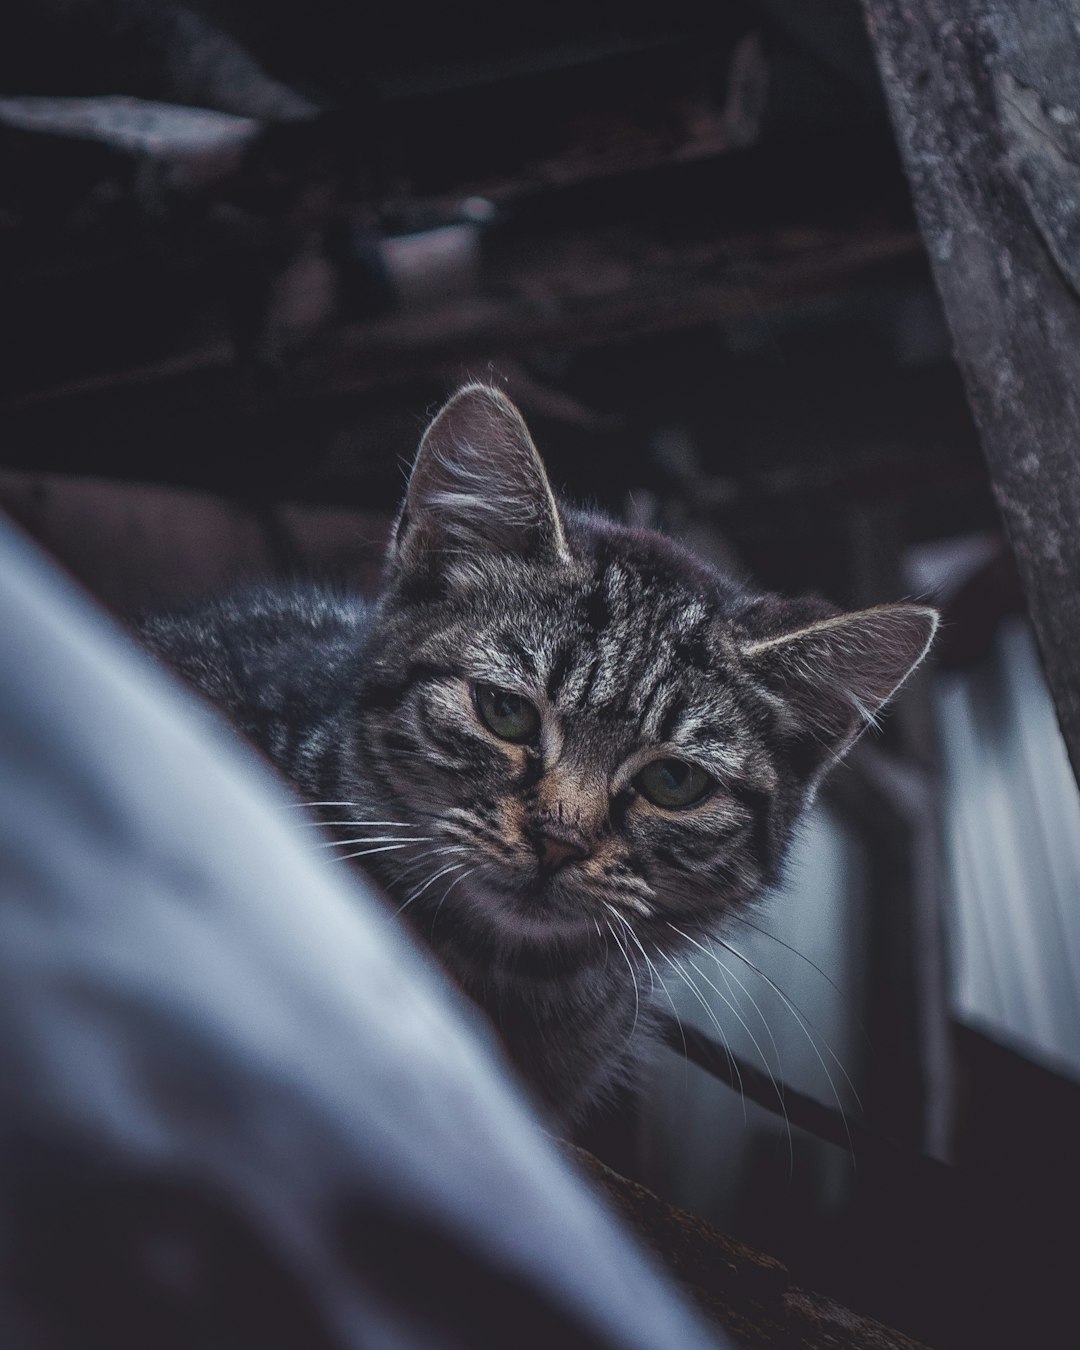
[739,602,939,780]
[391,384,571,570]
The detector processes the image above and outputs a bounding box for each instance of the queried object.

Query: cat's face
[353,385,936,955]
[362,544,766,947]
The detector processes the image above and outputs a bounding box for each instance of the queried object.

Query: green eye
[474,684,541,744]
[634,758,713,809]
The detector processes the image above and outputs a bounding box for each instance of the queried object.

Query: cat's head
[354,385,936,954]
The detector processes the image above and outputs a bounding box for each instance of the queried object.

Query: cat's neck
[424,927,654,1125]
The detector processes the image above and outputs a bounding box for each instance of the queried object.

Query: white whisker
[429,866,475,934]
[729,913,870,1046]
[335,842,414,863]
[387,846,454,887]
[604,917,640,1048]
[714,935,861,1165]
[686,953,793,1171]
[668,923,792,1162]
[664,952,746,1121]
[318,834,431,849]
[299,819,421,829]
[590,916,613,975]
[707,945,789,1086]
[396,861,466,918]
[640,949,689,1091]
[604,904,657,997]
[616,894,653,918]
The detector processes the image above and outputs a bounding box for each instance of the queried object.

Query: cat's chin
[461,875,600,946]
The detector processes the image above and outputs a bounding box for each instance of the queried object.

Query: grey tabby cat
[141,384,937,1125]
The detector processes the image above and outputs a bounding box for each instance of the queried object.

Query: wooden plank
[563,1144,931,1350]
[292,223,921,395]
[863,0,1080,788]
[2,221,921,411]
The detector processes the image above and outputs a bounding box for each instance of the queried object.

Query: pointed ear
[741,604,939,776]
[392,384,570,569]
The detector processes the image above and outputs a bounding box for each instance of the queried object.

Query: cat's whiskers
[728,913,871,1048]
[715,937,861,1104]
[334,840,453,887]
[318,834,431,849]
[396,859,469,919]
[711,935,860,1166]
[675,945,793,1169]
[393,839,470,878]
[603,903,657,998]
[300,819,422,830]
[632,937,690,1089]
[669,926,787,1078]
[603,916,641,1048]
[606,891,653,919]
[429,866,477,936]
[705,951,795,1174]
[695,937,791,1088]
[334,842,416,864]
[663,951,747,1122]
[589,915,613,975]
[384,844,464,890]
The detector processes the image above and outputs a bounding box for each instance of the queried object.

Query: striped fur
[142,385,937,1124]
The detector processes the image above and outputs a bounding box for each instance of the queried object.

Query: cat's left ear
[392,384,571,568]
[740,604,939,777]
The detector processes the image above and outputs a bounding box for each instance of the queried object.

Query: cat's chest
[454,958,654,1123]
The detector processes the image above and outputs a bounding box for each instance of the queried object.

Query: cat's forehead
[453,549,749,740]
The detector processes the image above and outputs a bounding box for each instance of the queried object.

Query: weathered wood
[564,1144,933,1349]
[863,0,1080,789]
[1,220,921,411]
[292,223,922,394]
[381,29,769,213]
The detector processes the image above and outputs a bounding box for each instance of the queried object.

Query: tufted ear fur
[741,604,939,779]
[392,384,570,570]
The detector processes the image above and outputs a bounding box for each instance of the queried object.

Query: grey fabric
[0,516,724,1349]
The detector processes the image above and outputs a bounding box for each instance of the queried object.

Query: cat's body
[142,385,937,1125]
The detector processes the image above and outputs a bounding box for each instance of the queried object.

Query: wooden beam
[291,223,922,396]
[863,0,1080,788]
[2,222,921,412]
[562,1144,931,1349]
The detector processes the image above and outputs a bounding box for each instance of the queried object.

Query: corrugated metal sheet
[937,617,1080,1078]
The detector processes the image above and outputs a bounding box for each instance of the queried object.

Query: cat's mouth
[461,866,601,941]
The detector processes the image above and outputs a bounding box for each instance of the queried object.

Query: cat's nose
[527,824,589,872]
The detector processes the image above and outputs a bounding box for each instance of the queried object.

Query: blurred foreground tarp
[0,512,724,1349]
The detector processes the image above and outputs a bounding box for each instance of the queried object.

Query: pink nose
[529,827,588,872]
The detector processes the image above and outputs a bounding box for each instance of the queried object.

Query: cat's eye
[634,758,714,809]
[474,684,542,744]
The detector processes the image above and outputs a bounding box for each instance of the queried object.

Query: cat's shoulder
[144,581,367,636]
[139,581,374,714]
[138,582,374,677]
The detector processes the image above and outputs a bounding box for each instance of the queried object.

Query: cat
[140,383,937,1126]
